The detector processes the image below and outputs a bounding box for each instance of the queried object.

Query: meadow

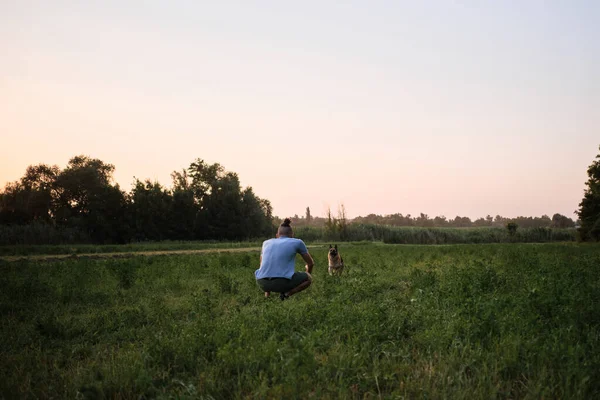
[1,243,599,399]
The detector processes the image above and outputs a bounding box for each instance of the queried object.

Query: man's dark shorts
[257,272,310,293]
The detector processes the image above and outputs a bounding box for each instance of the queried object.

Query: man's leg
[285,272,312,297]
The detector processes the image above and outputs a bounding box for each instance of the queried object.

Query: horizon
[2,1,598,220]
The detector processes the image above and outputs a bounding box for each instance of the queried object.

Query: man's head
[277,217,294,237]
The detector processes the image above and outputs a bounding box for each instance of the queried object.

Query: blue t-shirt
[255,236,308,280]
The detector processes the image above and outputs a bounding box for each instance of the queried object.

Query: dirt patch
[0,247,262,262]
[0,245,325,263]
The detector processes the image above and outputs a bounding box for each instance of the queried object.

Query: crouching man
[255,218,314,300]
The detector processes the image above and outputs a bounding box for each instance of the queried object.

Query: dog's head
[328,244,338,258]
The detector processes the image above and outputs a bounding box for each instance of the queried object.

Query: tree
[415,213,434,227]
[433,215,449,227]
[169,169,196,240]
[325,207,337,238]
[577,146,600,241]
[506,222,518,236]
[53,155,129,243]
[129,179,173,241]
[240,187,273,238]
[199,171,244,240]
[473,217,488,227]
[186,158,272,240]
[305,207,312,225]
[551,213,575,229]
[337,204,348,239]
[0,164,59,224]
[450,216,472,228]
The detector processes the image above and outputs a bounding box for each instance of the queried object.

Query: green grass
[1,243,599,399]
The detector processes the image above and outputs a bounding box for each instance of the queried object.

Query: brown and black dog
[328,244,344,276]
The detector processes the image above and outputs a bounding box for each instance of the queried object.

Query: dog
[328,244,344,276]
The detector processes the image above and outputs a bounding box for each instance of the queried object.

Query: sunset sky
[1,1,598,219]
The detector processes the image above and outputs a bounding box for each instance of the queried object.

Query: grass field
[1,243,599,399]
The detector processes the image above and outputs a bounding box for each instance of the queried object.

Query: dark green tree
[450,216,472,228]
[551,213,575,229]
[53,155,129,243]
[325,207,337,239]
[129,179,173,241]
[433,215,449,227]
[337,204,348,240]
[169,169,196,240]
[416,213,434,227]
[305,207,312,225]
[0,164,59,224]
[506,222,518,236]
[577,146,600,240]
[240,187,273,238]
[187,158,272,240]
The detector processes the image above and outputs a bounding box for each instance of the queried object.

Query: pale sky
[1,1,598,219]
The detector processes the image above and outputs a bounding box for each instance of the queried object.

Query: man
[255,218,314,300]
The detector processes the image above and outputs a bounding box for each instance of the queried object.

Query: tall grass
[380,226,576,244]
[0,223,91,246]
[0,223,576,248]
[1,243,598,398]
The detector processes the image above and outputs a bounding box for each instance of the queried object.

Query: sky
[1,0,598,220]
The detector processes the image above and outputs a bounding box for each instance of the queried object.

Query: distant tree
[506,222,518,236]
[201,171,244,240]
[260,198,274,231]
[416,213,434,227]
[187,159,225,239]
[53,156,129,243]
[240,187,273,238]
[129,179,173,241]
[433,215,449,227]
[577,146,600,240]
[325,207,337,238]
[493,215,507,227]
[450,216,472,228]
[169,170,197,240]
[305,207,312,225]
[337,204,348,239]
[551,213,575,229]
[538,215,552,227]
[0,164,59,224]
[473,217,488,227]
[186,158,272,240]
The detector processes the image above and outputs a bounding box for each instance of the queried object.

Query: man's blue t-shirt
[255,236,308,280]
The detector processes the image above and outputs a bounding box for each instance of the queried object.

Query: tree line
[2,145,599,244]
[289,207,576,230]
[0,156,274,243]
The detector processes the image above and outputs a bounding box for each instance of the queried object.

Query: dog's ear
[329,244,332,248]
[335,244,338,250]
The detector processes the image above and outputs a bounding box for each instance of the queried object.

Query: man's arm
[301,252,314,274]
